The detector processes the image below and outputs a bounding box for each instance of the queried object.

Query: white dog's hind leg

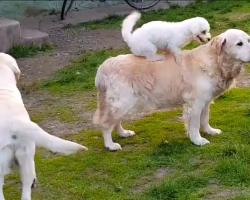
[183,101,210,146]
[167,45,181,63]
[0,147,13,200]
[0,176,5,200]
[200,103,221,135]
[103,124,122,151]
[16,144,36,200]
[116,121,136,138]
[132,41,165,62]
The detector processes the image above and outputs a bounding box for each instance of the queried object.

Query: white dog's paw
[191,137,210,146]
[105,143,122,151]
[119,130,136,138]
[147,55,166,62]
[205,128,222,135]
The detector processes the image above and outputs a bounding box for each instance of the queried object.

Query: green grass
[31,105,80,124]
[5,89,250,200]
[6,1,250,200]
[9,44,54,59]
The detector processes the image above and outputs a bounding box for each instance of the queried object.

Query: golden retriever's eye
[237,42,243,46]
[201,30,206,34]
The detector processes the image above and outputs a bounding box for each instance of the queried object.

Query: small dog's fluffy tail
[16,120,88,155]
[122,11,141,44]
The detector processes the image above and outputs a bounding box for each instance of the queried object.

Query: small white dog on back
[122,11,211,62]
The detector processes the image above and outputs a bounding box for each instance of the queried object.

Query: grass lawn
[9,44,54,59]
[5,1,250,200]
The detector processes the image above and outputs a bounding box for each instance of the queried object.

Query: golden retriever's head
[211,29,250,63]
[0,53,21,81]
[189,17,211,44]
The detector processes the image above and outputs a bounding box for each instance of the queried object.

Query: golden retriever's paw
[106,143,122,151]
[119,130,136,138]
[191,137,210,146]
[205,128,221,135]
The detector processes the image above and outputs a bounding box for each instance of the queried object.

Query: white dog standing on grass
[0,53,88,200]
[122,11,211,62]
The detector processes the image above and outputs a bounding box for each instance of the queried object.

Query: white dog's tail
[15,120,88,155]
[122,11,141,44]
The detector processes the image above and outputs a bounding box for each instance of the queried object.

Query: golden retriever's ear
[211,36,226,55]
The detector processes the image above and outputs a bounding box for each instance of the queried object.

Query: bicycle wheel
[61,0,75,20]
[124,0,161,10]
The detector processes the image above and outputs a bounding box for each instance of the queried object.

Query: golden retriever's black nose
[208,38,211,41]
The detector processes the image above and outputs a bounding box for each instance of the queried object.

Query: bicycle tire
[61,0,75,20]
[124,0,161,10]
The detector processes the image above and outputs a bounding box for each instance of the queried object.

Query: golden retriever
[0,53,88,200]
[93,29,250,151]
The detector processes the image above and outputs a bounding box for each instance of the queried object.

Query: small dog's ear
[211,36,226,55]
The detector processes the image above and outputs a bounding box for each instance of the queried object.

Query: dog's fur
[122,11,211,62]
[0,53,88,200]
[94,29,250,151]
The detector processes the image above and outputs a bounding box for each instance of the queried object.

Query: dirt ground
[18,28,125,84]
[18,27,250,137]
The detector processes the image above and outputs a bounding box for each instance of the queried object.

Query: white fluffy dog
[94,29,250,151]
[0,53,88,200]
[122,11,211,62]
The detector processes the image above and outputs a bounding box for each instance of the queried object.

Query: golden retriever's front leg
[183,101,210,146]
[200,102,221,135]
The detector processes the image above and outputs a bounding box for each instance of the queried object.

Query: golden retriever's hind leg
[200,103,221,135]
[95,91,123,151]
[116,121,136,138]
[103,123,122,151]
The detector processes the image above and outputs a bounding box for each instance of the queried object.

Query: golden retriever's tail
[15,120,88,155]
[122,11,141,44]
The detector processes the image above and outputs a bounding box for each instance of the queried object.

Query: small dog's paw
[191,137,210,146]
[106,143,122,151]
[205,128,222,135]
